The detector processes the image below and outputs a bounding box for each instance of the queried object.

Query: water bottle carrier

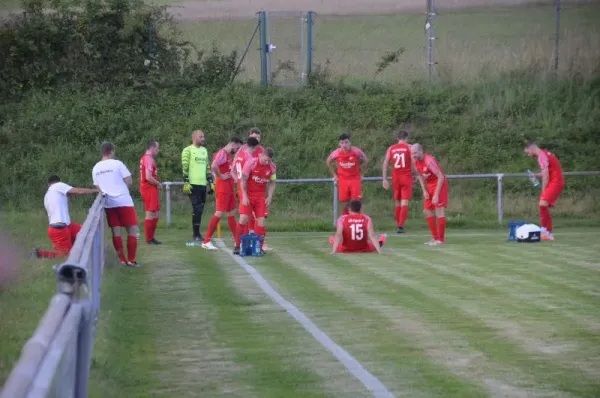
[240,233,264,257]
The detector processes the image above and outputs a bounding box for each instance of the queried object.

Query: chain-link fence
[165,0,598,84]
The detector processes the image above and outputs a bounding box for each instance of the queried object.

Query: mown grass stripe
[292,241,600,397]
[183,242,331,398]
[217,241,394,398]
[243,249,489,397]
[272,244,541,397]
[89,259,159,398]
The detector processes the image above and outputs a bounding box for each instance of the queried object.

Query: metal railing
[1,194,106,398]
[163,171,600,227]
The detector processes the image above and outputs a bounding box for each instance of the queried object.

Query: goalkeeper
[182,130,214,242]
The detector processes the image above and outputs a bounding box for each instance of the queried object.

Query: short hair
[47,175,61,184]
[525,141,537,148]
[348,199,362,213]
[339,133,351,141]
[230,137,244,144]
[101,141,115,156]
[247,127,261,137]
[246,137,259,147]
[147,140,159,150]
[264,147,275,158]
[396,130,409,141]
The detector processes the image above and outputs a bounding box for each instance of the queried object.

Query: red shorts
[47,223,82,256]
[338,178,362,202]
[392,176,414,201]
[424,181,449,211]
[105,206,138,228]
[141,186,160,212]
[239,196,267,218]
[541,182,564,207]
[216,190,236,212]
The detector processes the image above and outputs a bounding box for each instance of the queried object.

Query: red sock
[394,206,401,226]
[540,206,552,232]
[235,223,245,247]
[151,218,158,240]
[342,207,349,215]
[399,205,409,228]
[37,249,59,258]
[144,219,152,242]
[426,216,438,241]
[127,236,137,263]
[227,216,237,240]
[112,236,126,262]
[256,225,266,248]
[249,214,256,231]
[204,215,220,243]
[437,217,446,242]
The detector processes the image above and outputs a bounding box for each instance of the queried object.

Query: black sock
[193,224,200,237]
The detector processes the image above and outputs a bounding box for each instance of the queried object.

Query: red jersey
[212,148,234,193]
[537,149,564,185]
[139,153,158,190]
[239,144,264,158]
[328,147,367,180]
[337,213,373,251]
[414,153,445,186]
[385,142,413,179]
[232,150,253,184]
[242,158,276,196]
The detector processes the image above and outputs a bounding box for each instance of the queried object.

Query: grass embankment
[1,75,599,227]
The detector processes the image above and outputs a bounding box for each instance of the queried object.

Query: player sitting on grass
[329,199,386,254]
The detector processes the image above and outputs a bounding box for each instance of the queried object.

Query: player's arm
[330,221,344,255]
[68,187,99,195]
[357,148,368,177]
[367,220,381,254]
[326,150,338,179]
[118,162,133,187]
[433,170,444,199]
[211,152,230,179]
[417,174,427,195]
[540,167,549,191]
[241,160,254,204]
[181,146,191,182]
[266,173,276,206]
[382,150,390,180]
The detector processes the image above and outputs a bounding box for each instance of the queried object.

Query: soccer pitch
[87,227,600,397]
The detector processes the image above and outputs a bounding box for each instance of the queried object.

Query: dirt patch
[167,0,591,21]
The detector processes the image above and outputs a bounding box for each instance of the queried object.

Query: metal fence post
[553,0,561,71]
[425,0,436,82]
[306,11,315,78]
[75,302,93,398]
[165,183,172,226]
[258,11,268,85]
[497,174,504,225]
[332,180,338,227]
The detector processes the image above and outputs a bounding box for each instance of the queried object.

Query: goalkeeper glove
[182,177,192,195]
[207,175,215,195]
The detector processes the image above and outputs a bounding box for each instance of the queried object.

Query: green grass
[179,3,600,82]
[2,209,599,396]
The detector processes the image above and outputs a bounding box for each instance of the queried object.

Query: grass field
[2,209,600,396]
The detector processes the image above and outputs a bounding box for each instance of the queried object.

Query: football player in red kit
[412,143,448,246]
[329,199,386,254]
[524,141,565,240]
[382,130,413,233]
[140,140,162,244]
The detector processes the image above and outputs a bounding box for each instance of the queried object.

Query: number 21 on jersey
[235,161,243,179]
[350,223,364,240]
[393,152,406,169]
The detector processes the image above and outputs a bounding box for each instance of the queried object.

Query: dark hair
[396,130,409,141]
[247,127,261,137]
[339,133,351,141]
[101,141,115,156]
[47,175,61,184]
[264,147,275,158]
[246,137,259,147]
[230,137,244,144]
[348,199,362,213]
[147,140,159,150]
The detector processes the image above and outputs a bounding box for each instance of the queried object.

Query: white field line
[215,239,395,398]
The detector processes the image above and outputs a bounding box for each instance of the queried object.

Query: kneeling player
[329,199,386,254]
[233,147,276,255]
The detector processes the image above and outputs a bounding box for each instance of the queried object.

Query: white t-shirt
[92,159,134,208]
[44,182,73,225]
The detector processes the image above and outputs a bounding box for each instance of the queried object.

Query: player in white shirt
[93,142,140,267]
[34,175,98,259]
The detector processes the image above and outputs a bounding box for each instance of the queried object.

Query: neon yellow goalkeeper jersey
[181,145,209,185]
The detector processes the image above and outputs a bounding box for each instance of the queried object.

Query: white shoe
[262,244,273,251]
[425,240,442,246]
[201,242,218,250]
